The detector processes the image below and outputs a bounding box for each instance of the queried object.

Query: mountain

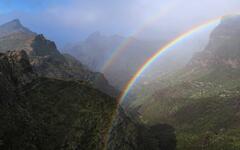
[128,15,240,150]
[64,33,163,89]
[0,19,117,97]
[0,50,116,149]
[64,30,208,90]
[63,32,125,72]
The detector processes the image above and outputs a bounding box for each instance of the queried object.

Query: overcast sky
[0,0,239,47]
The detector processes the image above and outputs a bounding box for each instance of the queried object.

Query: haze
[0,0,239,47]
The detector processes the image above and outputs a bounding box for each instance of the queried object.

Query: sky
[0,0,239,48]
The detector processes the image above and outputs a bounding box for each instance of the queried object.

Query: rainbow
[118,17,223,103]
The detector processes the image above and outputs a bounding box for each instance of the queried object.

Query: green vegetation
[129,67,240,150]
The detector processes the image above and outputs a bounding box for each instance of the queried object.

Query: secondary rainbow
[118,17,222,103]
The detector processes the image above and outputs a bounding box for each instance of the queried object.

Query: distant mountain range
[128,15,240,150]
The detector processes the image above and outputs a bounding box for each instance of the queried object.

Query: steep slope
[0,50,116,150]
[129,15,240,150]
[0,19,117,96]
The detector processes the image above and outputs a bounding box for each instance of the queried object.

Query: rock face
[0,50,117,150]
[128,15,240,150]
[0,19,117,97]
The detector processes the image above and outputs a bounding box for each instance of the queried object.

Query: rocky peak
[5,19,21,26]
[0,19,35,37]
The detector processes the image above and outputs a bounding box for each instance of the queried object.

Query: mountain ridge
[0,19,117,97]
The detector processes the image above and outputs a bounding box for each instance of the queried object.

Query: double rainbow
[118,17,222,103]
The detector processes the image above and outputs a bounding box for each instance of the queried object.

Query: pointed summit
[3,19,22,27]
[0,19,35,37]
